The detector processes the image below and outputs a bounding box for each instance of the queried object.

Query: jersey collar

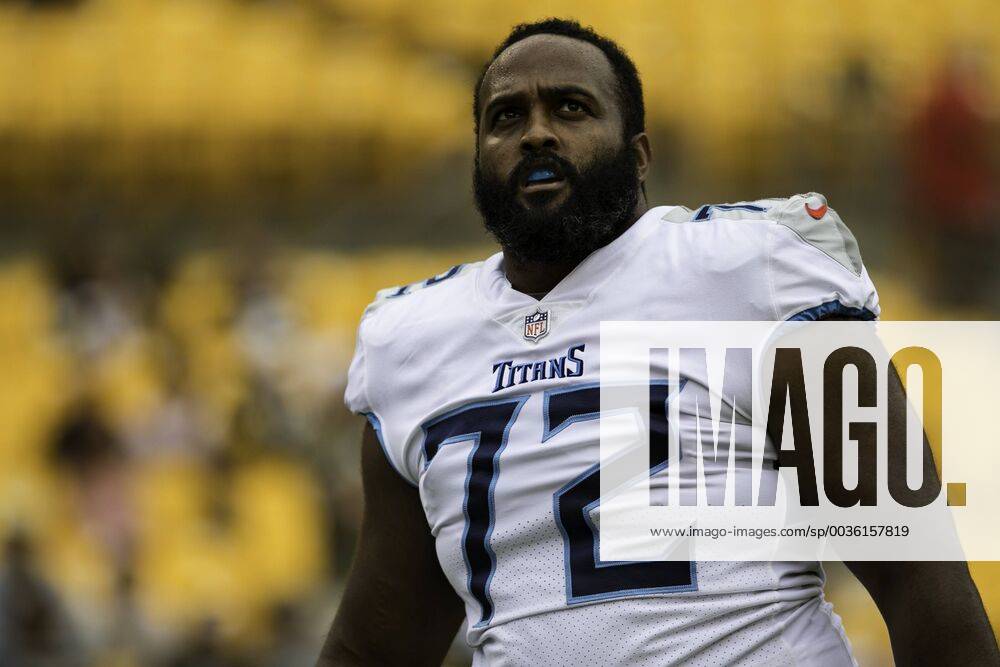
[475,206,672,325]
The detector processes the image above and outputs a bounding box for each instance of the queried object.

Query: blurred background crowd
[0,0,998,665]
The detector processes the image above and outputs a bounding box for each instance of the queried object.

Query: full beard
[473,145,641,265]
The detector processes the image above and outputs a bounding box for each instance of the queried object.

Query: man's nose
[520,109,558,153]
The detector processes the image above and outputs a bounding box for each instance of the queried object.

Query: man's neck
[503,197,649,298]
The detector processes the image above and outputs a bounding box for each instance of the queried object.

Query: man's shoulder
[357,259,484,334]
[659,192,834,226]
[656,192,864,276]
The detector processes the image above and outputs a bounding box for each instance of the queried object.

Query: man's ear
[631,132,652,183]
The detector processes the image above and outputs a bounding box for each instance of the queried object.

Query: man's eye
[560,100,588,114]
[496,109,521,123]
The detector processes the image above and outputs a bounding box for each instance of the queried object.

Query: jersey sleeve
[343,305,419,486]
[766,193,881,321]
[344,310,372,415]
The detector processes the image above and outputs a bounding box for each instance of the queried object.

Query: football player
[319,18,998,666]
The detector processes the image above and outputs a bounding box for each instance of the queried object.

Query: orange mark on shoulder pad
[805,203,828,220]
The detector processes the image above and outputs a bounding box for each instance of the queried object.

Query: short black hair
[473,18,645,142]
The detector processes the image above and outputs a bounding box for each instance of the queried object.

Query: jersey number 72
[421,382,697,627]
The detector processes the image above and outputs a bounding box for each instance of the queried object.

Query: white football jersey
[345,194,880,666]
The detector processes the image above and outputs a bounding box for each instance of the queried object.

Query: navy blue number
[545,383,696,603]
[421,397,528,626]
[388,264,464,297]
[693,203,766,221]
[422,382,697,623]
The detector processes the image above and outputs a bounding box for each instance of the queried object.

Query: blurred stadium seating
[0,1,997,665]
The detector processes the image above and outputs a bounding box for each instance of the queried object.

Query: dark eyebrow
[482,92,525,119]
[483,84,602,120]
[540,85,600,104]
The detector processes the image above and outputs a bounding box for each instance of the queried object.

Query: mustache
[506,150,580,190]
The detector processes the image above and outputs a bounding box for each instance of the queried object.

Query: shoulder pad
[671,193,863,276]
[663,198,786,223]
[371,262,478,304]
[771,193,863,276]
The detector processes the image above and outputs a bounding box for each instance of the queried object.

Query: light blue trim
[565,561,699,605]
[419,394,529,627]
[362,412,416,487]
[693,202,767,221]
[787,299,877,321]
[585,454,673,570]
[541,381,601,443]
[386,284,410,298]
[584,380,685,570]
[459,433,484,625]
[551,462,590,602]
[545,380,699,605]
[384,263,464,299]
[425,263,463,286]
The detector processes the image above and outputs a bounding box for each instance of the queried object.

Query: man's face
[474,35,643,264]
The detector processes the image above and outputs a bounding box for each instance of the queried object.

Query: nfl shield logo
[523,309,550,342]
